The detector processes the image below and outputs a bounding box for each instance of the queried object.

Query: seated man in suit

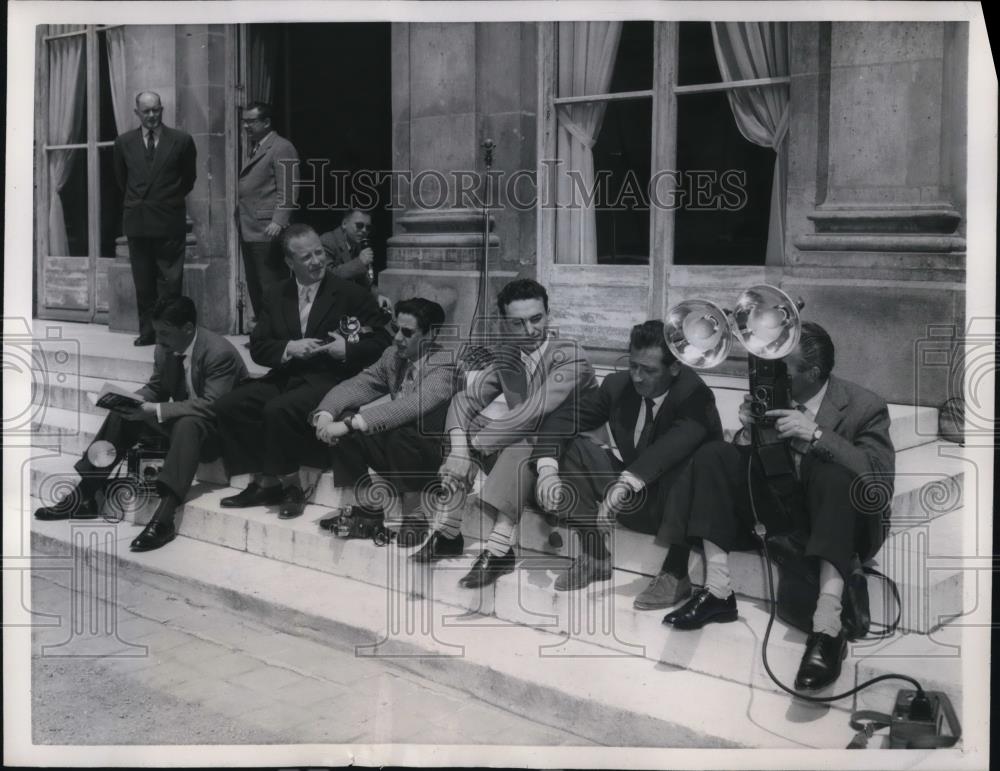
[412,278,597,590]
[311,297,456,536]
[34,296,248,552]
[661,321,894,692]
[320,208,375,287]
[214,223,391,519]
[533,320,723,592]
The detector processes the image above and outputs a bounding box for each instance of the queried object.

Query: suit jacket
[250,272,391,388]
[313,344,457,433]
[237,131,299,242]
[320,227,369,283]
[136,327,248,422]
[446,337,598,455]
[534,366,723,487]
[113,125,197,238]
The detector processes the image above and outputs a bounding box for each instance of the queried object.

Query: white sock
[485,516,515,556]
[703,540,732,600]
[812,560,845,636]
[435,505,465,539]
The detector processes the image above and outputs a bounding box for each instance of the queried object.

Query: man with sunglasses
[310,297,456,538]
[237,101,299,321]
[320,208,376,288]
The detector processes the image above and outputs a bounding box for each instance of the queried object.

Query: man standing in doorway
[113,91,197,346]
[237,101,299,321]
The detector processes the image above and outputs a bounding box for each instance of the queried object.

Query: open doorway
[240,23,392,273]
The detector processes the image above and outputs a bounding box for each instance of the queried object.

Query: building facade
[34,21,967,405]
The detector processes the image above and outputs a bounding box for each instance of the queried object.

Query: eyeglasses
[389,323,416,339]
[353,222,372,231]
[242,117,265,126]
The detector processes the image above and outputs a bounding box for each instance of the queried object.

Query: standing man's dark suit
[213,272,392,481]
[113,93,197,343]
[535,366,723,547]
[237,104,299,317]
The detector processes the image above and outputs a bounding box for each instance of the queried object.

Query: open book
[90,382,146,412]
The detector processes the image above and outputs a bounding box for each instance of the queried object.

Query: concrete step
[28,511,947,750]
[40,374,149,418]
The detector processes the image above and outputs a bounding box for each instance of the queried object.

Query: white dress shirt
[156,331,198,422]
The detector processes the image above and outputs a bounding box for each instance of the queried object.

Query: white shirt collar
[520,338,549,378]
[796,379,829,418]
[178,330,197,359]
[296,279,320,297]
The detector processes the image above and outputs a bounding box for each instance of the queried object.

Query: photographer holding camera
[654,321,895,692]
[320,208,377,289]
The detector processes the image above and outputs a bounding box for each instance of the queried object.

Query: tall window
[37,24,125,319]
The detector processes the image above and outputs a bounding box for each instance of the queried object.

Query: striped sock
[485,516,515,556]
[435,507,464,539]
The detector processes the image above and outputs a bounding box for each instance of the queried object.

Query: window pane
[607,21,654,93]
[47,148,88,256]
[593,99,651,265]
[99,147,124,256]
[97,29,119,141]
[47,30,87,146]
[673,91,774,266]
[677,21,723,86]
[557,21,652,98]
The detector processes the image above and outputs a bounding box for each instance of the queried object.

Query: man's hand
[598,479,633,524]
[264,222,283,239]
[766,409,818,443]
[320,332,347,361]
[118,402,158,423]
[359,247,375,267]
[316,420,351,445]
[351,413,370,434]
[439,453,473,491]
[535,465,565,514]
[286,338,325,359]
[738,393,755,430]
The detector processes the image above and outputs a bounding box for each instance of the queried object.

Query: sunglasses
[389,322,416,339]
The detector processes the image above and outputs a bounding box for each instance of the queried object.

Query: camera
[748,354,791,426]
[127,441,169,491]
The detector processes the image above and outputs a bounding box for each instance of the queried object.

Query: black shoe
[34,487,100,521]
[794,631,847,691]
[278,485,306,520]
[220,482,284,508]
[396,518,430,548]
[133,335,155,347]
[458,549,515,589]
[130,494,179,552]
[410,531,464,563]
[662,587,738,630]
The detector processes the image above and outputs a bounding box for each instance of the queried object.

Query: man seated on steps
[310,297,456,541]
[214,224,391,520]
[411,278,598,589]
[659,321,894,692]
[531,320,723,592]
[34,296,248,552]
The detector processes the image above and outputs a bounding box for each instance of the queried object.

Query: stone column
[381,22,537,332]
[785,22,967,405]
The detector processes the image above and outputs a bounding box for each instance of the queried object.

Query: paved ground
[29,570,593,746]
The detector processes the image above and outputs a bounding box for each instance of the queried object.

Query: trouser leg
[156,415,219,501]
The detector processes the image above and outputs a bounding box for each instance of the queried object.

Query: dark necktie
[636,398,655,452]
[144,131,156,165]
[175,354,189,400]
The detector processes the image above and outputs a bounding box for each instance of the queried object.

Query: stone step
[40,374,149,419]
[28,511,958,749]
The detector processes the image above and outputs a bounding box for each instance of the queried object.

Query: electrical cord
[745,450,926,704]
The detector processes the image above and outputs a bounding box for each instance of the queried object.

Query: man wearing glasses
[311,297,456,539]
[412,279,598,589]
[237,101,300,321]
[320,208,377,287]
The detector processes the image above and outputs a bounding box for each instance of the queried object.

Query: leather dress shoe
[278,486,307,519]
[458,549,516,589]
[633,571,692,610]
[794,631,847,691]
[410,531,464,563]
[34,487,100,521]
[554,553,612,591]
[662,587,738,630]
[130,518,176,551]
[220,483,284,508]
[133,335,155,347]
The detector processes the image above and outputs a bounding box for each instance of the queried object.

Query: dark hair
[395,297,446,335]
[280,223,319,257]
[496,278,549,316]
[151,295,197,327]
[244,101,273,123]
[341,208,372,224]
[629,320,676,368]
[798,321,836,380]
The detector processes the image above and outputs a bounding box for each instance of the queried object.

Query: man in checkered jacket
[311,297,455,531]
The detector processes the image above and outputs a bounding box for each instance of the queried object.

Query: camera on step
[127,440,169,493]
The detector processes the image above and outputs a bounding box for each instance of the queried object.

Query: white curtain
[247,26,275,104]
[554,22,622,264]
[47,25,87,257]
[711,22,790,265]
[105,27,132,133]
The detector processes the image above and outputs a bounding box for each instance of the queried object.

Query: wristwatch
[810,426,823,446]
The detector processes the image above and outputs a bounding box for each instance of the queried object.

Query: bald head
[134,91,164,131]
